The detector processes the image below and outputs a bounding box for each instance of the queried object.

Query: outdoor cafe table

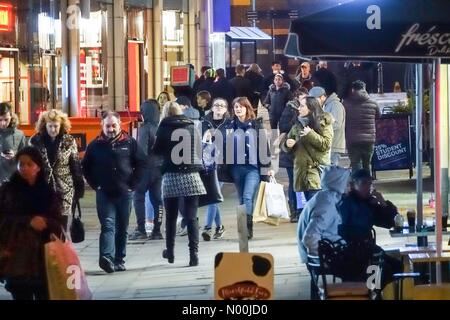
[408,252,450,284]
[389,228,450,246]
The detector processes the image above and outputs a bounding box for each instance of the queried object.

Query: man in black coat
[211,68,235,106]
[229,64,252,101]
[82,111,147,274]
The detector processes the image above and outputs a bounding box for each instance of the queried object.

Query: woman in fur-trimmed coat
[29,110,84,227]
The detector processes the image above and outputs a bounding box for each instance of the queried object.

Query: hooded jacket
[153,115,204,175]
[0,114,26,183]
[263,82,292,121]
[344,90,380,145]
[283,112,333,192]
[297,166,350,262]
[323,93,346,154]
[139,100,163,171]
[82,131,147,198]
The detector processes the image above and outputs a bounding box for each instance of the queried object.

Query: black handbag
[198,169,224,207]
[70,200,85,243]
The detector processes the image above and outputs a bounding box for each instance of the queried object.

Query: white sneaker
[145,222,154,236]
[176,225,188,236]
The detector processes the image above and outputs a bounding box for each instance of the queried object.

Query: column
[113,0,126,110]
[106,3,115,109]
[153,0,164,96]
[197,0,210,69]
[144,9,155,99]
[187,0,198,70]
[61,0,80,117]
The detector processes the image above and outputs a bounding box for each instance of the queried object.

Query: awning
[284,0,450,63]
[226,27,272,41]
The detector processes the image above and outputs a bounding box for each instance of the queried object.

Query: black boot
[163,211,176,264]
[247,215,253,240]
[288,201,296,223]
[186,218,199,266]
[150,205,164,240]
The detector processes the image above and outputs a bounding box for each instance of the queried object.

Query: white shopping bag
[264,177,289,220]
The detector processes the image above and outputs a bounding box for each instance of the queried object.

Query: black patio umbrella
[284,0,450,282]
[285,0,450,63]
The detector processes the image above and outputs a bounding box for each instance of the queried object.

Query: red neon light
[0,3,13,32]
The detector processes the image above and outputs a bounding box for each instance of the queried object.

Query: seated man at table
[338,169,397,241]
[337,169,402,290]
[297,166,351,263]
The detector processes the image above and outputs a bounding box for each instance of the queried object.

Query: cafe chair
[413,284,450,300]
[314,238,376,300]
[306,254,322,300]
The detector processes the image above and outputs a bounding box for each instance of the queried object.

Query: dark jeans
[164,196,199,254]
[286,167,297,210]
[6,277,47,300]
[96,190,132,264]
[133,170,163,233]
[269,116,280,130]
[230,165,261,216]
[304,190,320,202]
[347,142,374,172]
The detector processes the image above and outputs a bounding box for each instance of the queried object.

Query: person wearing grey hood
[309,86,346,166]
[0,102,26,185]
[297,165,350,263]
[129,99,164,241]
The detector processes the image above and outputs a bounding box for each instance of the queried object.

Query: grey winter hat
[308,86,326,98]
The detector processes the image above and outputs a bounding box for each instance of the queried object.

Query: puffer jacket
[283,112,333,192]
[153,115,204,175]
[263,82,292,123]
[0,114,26,183]
[344,90,380,145]
[30,133,84,216]
[297,166,350,262]
[323,93,346,154]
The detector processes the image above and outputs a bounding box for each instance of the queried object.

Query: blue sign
[372,115,412,171]
[212,0,230,33]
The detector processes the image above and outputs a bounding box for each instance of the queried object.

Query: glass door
[0,48,19,114]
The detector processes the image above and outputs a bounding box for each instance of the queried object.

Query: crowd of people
[0,59,398,300]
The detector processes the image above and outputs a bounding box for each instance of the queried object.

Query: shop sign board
[0,3,13,32]
[170,65,193,87]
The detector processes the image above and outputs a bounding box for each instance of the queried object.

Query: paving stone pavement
[3,168,442,300]
[0,106,445,299]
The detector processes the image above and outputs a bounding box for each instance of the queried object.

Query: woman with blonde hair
[29,109,84,228]
[153,101,206,266]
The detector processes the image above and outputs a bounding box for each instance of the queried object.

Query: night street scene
[1,0,450,306]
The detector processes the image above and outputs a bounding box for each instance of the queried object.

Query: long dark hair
[14,146,48,183]
[305,96,325,132]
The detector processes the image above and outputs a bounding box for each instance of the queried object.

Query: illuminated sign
[0,3,13,32]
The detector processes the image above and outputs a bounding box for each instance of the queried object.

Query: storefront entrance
[0,47,19,115]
